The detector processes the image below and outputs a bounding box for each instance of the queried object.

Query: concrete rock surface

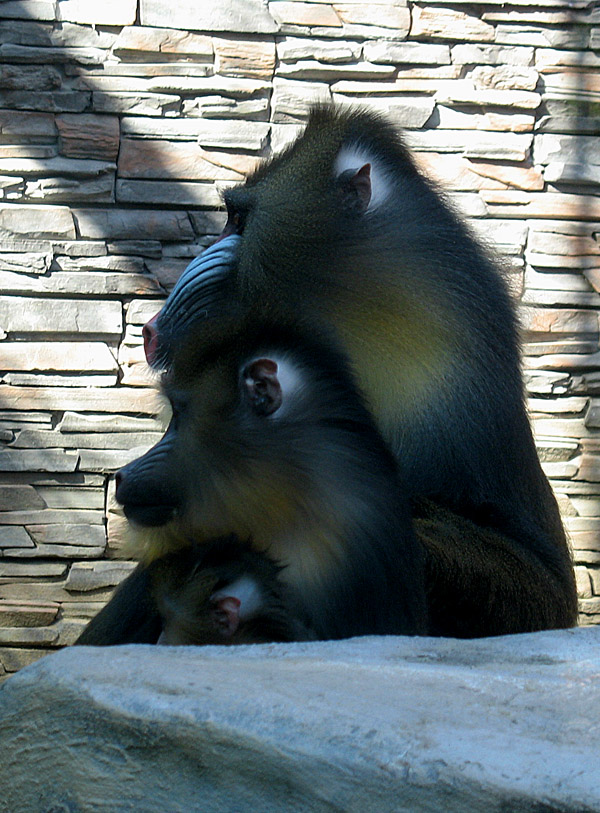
[1,627,599,813]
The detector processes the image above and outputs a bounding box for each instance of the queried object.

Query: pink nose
[143,311,161,364]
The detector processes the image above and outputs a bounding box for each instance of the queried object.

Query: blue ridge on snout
[154,234,242,366]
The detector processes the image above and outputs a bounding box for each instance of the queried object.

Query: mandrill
[139,105,576,635]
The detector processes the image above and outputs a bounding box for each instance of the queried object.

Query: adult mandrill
[77,319,427,644]
[143,105,577,633]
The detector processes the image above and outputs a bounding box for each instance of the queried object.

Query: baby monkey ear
[210,594,242,637]
[242,358,283,417]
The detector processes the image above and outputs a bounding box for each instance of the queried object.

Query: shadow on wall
[0,0,599,677]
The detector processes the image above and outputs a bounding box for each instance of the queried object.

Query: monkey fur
[77,320,427,644]
[142,105,577,634]
[77,536,314,646]
[153,536,316,645]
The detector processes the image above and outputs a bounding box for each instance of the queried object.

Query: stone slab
[140,0,279,33]
[2,630,600,812]
[56,0,137,25]
[0,299,122,336]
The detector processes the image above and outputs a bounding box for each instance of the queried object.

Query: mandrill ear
[348,163,372,213]
[210,595,242,637]
[335,145,392,212]
[242,357,283,416]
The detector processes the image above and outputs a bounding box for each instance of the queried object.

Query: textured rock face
[1,628,600,813]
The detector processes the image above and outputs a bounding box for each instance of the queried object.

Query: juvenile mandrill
[77,320,427,644]
[143,105,577,633]
[153,537,316,645]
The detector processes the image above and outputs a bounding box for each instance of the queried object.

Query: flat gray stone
[72,208,194,241]
[1,629,600,812]
[140,0,279,33]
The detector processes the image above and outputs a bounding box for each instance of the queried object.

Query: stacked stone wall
[0,0,598,680]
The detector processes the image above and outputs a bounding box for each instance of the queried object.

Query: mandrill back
[219,106,576,626]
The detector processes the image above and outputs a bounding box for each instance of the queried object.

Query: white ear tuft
[270,355,302,402]
[212,575,264,621]
[334,146,391,212]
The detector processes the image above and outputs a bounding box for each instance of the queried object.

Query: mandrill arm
[414,500,576,638]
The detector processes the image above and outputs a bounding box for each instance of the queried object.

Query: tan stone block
[278,60,395,81]
[0,600,59,628]
[118,139,243,182]
[56,114,119,161]
[271,2,342,27]
[0,298,122,336]
[214,37,276,79]
[27,524,106,547]
[0,562,67,578]
[495,24,588,49]
[182,96,269,120]
[140,0,278,34]
[331,68,462,96]
[536,49,600,72]
[522,287,600,308]
[0,342,117,373]
[334,4,409,31]
[0,2,56,21]
[529,231,599,256]
[279,37,360,64]
[0,204,75,239]
[0,271,161,297]
[435,80,541,109]
[73,208,194,241]
[12,429,163,451]
[481,192,600,220]
[0,527,35,548]
[406,130,532,162]
[198,148,260,177]
[116,180,221,208]
[2,373,119,388]
[0,450,79,473]
[272,78,332,123]
[0,486,45,511]
[583,270,600,294]
[0,252,50,274]
[78,448,152,473]
[434,105,535,133]
[412,6,494,41]
[113,26,213,58]
[126,300,167,325]
[0,386,161,414]
[65,561,136,592]
[452,44,534,66]
[34,488,104,510]
[0,110,56,139]
[92,91,180,117]
[57,0,137,25]
[522,307,599,335]
[333,96,434,129]
[58,411,164,434]
[467,161,544,191]
[470,65,538,91]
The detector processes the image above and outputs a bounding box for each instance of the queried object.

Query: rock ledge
[1,627,599,812]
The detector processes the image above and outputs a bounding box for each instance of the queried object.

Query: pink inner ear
[244,358,282,416]
[352,163,372,212]
[248,358,278,378]
[211,595,242,637]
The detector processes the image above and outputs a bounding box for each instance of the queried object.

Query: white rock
[2,630,600,811]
